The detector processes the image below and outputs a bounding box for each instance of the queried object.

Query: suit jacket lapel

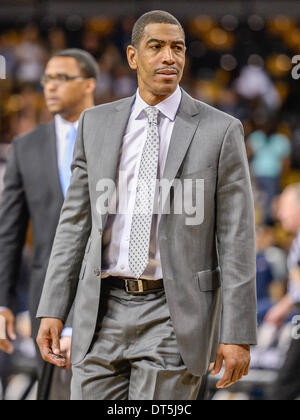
[96,95,136,227]
[99,95,136,182]
[159,89,202,218]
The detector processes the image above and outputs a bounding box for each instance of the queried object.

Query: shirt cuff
[61,327,73,338]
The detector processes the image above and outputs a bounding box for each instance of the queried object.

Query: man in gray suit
[36,11,257,400]
[0,49,98,398]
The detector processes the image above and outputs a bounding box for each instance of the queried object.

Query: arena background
[0,0,300,400]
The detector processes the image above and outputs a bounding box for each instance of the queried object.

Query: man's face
[127,23,186,100]
[277,189,300,233]
[43,57,90,117]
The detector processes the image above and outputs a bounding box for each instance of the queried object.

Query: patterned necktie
[129,106,160,279]
[60,125,77,197]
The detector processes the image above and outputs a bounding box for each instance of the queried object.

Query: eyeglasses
[40,73,89,87]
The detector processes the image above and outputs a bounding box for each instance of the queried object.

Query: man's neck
[58,100,95,122]
[58,114,80,123]
[138,87,177,106]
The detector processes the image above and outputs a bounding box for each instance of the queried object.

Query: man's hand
[289,267,300,289]
[60,336,72,369]
[0,308,16,354]
[210,343,250,389]
[264,294,294,326]
[36,318,67,367]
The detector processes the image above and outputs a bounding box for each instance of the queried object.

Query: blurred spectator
[255,223,287,323]
[47,28,67,55]
[14,23,47,84]
[217,88,246,120]
[290,125,300,170]
[112,63,136,98]
[0,31,17,78]
[262,225,288,285]
[256,225,275,325]
[264,184,300,400]
[247,119,291,224]
[234,64,281,111]
[81,30,102,59]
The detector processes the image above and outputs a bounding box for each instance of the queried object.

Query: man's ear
[85,78,96,95]
[127,45,138,70]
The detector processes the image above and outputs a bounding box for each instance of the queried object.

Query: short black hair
[51,48,99,80]
[131,10,185,48]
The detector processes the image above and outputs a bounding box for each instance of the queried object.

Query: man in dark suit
[0,48,98,399]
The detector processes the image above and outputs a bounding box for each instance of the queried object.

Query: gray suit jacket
[37,88,257,377]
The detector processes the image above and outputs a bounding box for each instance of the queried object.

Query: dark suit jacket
[0,121,71,339]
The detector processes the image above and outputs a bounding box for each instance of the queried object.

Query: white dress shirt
[101,85,182,280]
[54,114,79,177]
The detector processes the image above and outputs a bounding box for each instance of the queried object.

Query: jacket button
[94,268,101,276]
[98,228,103,235]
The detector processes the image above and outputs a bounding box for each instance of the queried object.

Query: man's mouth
[156,69,177,76]
[46,97,60,104]
[156,69,178,79]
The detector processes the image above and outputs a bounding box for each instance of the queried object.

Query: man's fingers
[47,352,67,367]
[44,351,66,367]
[0,311,16,341]
[243,361,250,377]
[213,344,251,388]
[47,328,66,366]
[6,318,16,341]
[36,318,65,366]
[216,357,236,388]
[216,366,234,388]
[37,337,51,361]
[226,367,244,388]
[229,363,249,387]
[210,353,223,375]
[0,338,14,354]
[38,340,66,367]
[218,362,249,388]
[60,337,72,369]
[0,314,7,340]
[51,328,61,356]
[208,362,215,372]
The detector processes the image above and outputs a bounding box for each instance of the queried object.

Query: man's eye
[151,45,161,49]
[57,75,68,81]
[174,46,183,51]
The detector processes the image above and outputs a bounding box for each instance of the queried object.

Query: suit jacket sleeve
[36,111,92,322]
[0,139,29,307]
[216,119,257,345]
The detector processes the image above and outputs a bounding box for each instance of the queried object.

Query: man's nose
[45,81,58,92]
[162,47,175,64]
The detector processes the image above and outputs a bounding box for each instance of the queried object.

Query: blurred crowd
[1,13,300,399]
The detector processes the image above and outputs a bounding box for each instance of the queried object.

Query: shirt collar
[132,85,182,122]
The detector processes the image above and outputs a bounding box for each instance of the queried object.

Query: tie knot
[144,106,159,125]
